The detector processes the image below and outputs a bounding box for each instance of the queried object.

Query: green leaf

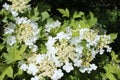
[0,43,4,50]
[87,12,97,27]
[57,8,69,17]
[31,16,40,21]
[0,66,13,80]
[79,20,89,28]
[109,33,117,42]
[73,11,84,19]
[34,7,39,16]
[14,68,23,78]
[3,44,27,64]
[41,11,50,21]
[0,63,9,73]
[111,51,118,61]
[104,63,120,80]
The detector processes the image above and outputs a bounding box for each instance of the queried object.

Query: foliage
[0,0,119,80]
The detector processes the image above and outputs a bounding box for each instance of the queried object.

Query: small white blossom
[55,32,66,40]
[51,69,64,80]
[31,76,39,80]
[20,63,28,71]
[73,59,82,67]
[11,10,18,17]
[46,36,56,47]
[90,64,97,70]
[7,36,16,46]
[79,67,88,73]
[45,20,61,32]
[27,63,38,75]
[63,62,74,73]
[35,54,45,64]
[29,45,38,52]
[106,46,112,52]
[3,3,9,10]
[4,23,16,34]
[99,49,104,55]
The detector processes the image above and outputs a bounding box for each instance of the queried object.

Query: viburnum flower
[63,62,74,73]
[45,20,61,33]
[31,76,39,80]
[51,69,64,80]
[3,0,30,14]
[27,63,38,75]
[4,17,39,52]
[6,36,16,46]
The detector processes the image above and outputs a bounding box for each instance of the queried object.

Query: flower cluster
[19,22,112,80]
[4,17,39,52]
[45,20,61,33]
[1,1,118,80]
[3,0,30,16]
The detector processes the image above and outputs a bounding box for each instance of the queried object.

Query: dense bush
[0,0,120,80]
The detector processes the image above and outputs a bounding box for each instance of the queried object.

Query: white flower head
[35,54,45,64]
[51,69,64,80]
[7,36,16,46]
[5,17,39,51]
[106,46,112,52]
[8,0,30,13]
[45,20,61,33]
[19,63,28,71]
[79,64,97,73]
[4,22,16,34]
[73,59,82,67]
[3,3,10,10]
[27,63,38,75]
[11,10,18,17]
[99,49,104,55]
[31,76,39,80]
[55,31,70,40]
[29,45,38,52]
[63,62,74,73]
[46,36,56,47]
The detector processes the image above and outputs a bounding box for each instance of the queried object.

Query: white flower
[45,20,61,32]
[52,56,63,67]
[73,59,82,67]
[63,62,74,73]
[4,17,39,48]
[70,37,82,45]
[51,69,64,80]
[29,45,38,52]
[20,63,28,71]
[7,36,16,46]
[35,54,45,64]
[90,64,97,70]
[99,49,104,55]
[4,23,16,34]
[15,17,29,24]
[53,20,61,27]
[25,39,34,46]
[75,45,83,56]
[31,76,39,80]
[55,32,70,40]
[27,63,38,75]
[11,10,18,17]
[46,36,56,47]
[79,67,88,73]
[106,46,112,52]
[3,3,9,10]
[79,64,97,73]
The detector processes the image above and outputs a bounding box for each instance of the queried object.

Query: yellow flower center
[55,39,75,63]
[8,0,29,12]
[15,23,33,42]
